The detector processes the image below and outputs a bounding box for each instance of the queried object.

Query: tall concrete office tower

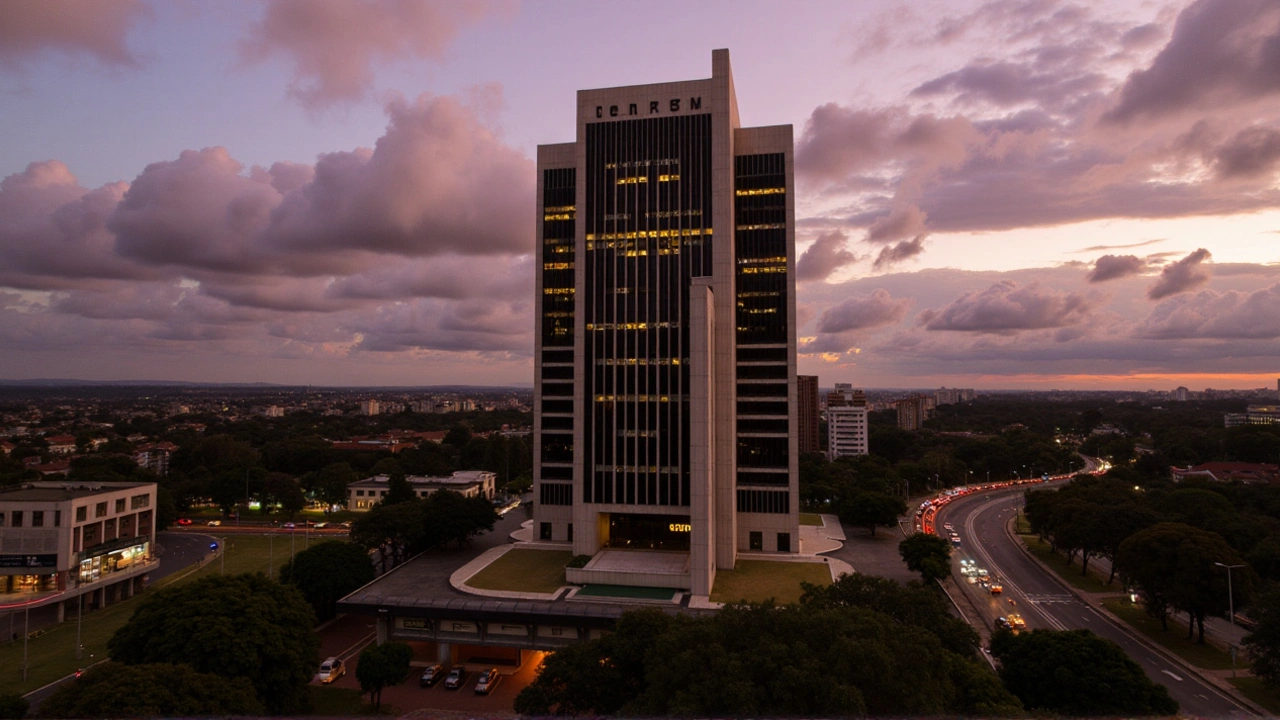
[533,50,797,596]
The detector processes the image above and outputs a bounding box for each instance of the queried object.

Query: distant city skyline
[1,0,1277,390]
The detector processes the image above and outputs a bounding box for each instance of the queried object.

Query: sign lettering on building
[596,97,703,119]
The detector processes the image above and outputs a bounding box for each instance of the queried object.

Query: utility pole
[76,592,83,660]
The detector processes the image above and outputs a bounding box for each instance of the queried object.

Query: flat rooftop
[0,481,151,503]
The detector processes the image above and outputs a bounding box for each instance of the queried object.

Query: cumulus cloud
[1148,248,1212,299]
[1086,254,1147,283]
[873,236,927,270]
[796,231,859,282]
[1137,283,1280,339]
[1105,0,1280,123]
[816,289,910,334]
[1215,126,1280,179]
[264,93,533,258]
[919,281,1099,333]
[0,0,148,68]
[242,0,510,109]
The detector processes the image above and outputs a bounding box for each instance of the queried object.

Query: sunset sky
[2,0,1278,390]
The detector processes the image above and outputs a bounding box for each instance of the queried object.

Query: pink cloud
[1137,283,1280,339]
[872,236,927,270]
[1105,0,1280,123]
[1086,254,1147,283]
[0,0,148,68]
[796,231,859,282]
[242,0,512,109]
[919,281,1100,334]
[1148,248,1212,299]
[816,289,910,333]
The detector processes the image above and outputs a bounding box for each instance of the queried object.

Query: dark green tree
[898,532,955,583]
[990,628,1178,716]
[839,490,907,537]
[383,470,415,505]
[262,472,305,518]
[1245,587,1280,689]
[1117,522,1252,642]
[313,462,357,512]
[279,540,376,622]
[422,489,499,547]
[349,500,426,572]
[107,573,318,714]
[39,662,261,718]
[355,642,413,712]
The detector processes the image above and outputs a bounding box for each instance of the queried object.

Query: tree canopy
[839,490,907,537]
[107,573,318,714]
[279,540,376,622]
[39,662,262,718]
[990,628,1178,716]
[355,642,413,712]
[898,532,954,583]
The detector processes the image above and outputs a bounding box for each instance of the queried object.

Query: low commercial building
[0,480,157,621]
[1172,462,1280,484]
[347,471,497,510]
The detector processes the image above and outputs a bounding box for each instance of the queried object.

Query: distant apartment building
[895,394,931,431]
[935,387,975,406]
[262,405,285,418]
[133,442,178,476]
[1172,386,1190,402]
[797,375,820,455]
[827,383,868,460]
[347,471,497,510]
[1224,405,1280,427]
[359,399,381,416]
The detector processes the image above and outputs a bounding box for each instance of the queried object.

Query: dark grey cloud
[911,60,1105,110]
[919,280,1099,333]
[816,289,911,333]
[1105,0,1280,123]
[1148,248,1212,299]
[796,231,860,282]
[1086,254,1147,283]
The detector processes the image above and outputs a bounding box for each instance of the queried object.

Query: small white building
[347,471,497,510]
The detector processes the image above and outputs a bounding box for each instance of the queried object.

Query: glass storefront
[79,540,149,585]
[606,513,692,551]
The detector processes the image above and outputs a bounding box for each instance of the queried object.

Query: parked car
[419,663,444,688]
[317,657,345,684]
[175,518,192,526]
[444,667,466,689]
[474,668,499,695]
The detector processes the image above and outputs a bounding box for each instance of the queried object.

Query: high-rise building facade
[826,383,868,460]
[797,375,820,455]
[533,50,798,595]
[895,394,930,431]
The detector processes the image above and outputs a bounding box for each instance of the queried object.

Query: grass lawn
[308,685,392,715]
[1103,597,1240,670]
[466,549,574,593]
[0,533,303,695]
[1019,534,1118,595]
[710,560,831,605]
[799,513,824,526]
[1229,677,1280,715]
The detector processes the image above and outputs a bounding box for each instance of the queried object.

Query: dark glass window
[541,465,573,481]
[737,364,787,380]
[540,483,573,505]
[737,437,789,468]
[736,489,790,514]
[541,433,574,464]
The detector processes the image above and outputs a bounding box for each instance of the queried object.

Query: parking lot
[315,614,541,715]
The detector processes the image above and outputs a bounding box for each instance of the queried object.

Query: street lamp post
[1215,562,1245,629]
[76,592,83,661]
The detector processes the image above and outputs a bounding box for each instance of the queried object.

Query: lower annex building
[532,50,799,596]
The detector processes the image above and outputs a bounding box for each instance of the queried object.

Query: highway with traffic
[935,484,1255,718]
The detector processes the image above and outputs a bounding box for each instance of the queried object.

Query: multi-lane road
[937,487,1255,718]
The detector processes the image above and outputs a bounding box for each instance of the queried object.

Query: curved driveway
[938,488,1254,718]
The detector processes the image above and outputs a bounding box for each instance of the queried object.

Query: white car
[317,657,345,684]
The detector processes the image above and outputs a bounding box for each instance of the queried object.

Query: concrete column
[376,616,389,645]
[689,280,716,597]
[437,643,452,663]
[55,602,65,623]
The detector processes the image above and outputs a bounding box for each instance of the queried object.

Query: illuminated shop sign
[596,97,704,119]
[668,523,692,533]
